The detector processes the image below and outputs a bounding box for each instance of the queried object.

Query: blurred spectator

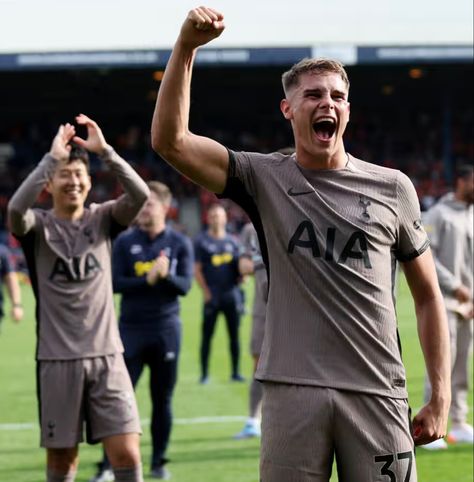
[0,242,24,332]
[421,164,474,450]
[1,105,472,226]
[194,204,246,384]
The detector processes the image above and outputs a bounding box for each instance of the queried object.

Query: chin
[66,201,83,210]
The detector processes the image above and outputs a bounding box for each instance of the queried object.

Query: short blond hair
[282,58,350,96]
[147,181,172,207]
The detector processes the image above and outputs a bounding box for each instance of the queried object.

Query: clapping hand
[146,251,170,286]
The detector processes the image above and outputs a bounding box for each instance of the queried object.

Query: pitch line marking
[0,415,247,431]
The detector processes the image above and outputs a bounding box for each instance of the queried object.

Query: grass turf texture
[0,276,472,482]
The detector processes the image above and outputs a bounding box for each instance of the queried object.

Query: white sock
[247,417,260,427]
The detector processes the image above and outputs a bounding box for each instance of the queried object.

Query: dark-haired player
[7,114,149,482]
[0,242,23,330]
[150,7,451,481]
[93,180,194,481]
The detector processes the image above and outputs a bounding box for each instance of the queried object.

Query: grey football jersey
[223,150,429,398]
[8,150,149,360]
[25,204,123,359]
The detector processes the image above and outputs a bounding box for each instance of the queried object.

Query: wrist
[13,303,22,308]
[146,275,156,286]
[98,145,113,159]
[430,391,451,408]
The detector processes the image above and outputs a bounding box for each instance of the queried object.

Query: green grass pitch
[0,276,472,481]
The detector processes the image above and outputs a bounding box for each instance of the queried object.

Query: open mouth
[312,119,336,141]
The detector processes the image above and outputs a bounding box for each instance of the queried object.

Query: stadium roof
[0,45,472,71]
[0,0,472,69]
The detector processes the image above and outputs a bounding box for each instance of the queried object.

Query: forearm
[164,247,194,295]
[416,294,451,404]
[151,42,195,158]
[102,147,149,225]
[7,154,56,235]
[5,272,22,306]
[113,276,148,294]
[161,273,192,296]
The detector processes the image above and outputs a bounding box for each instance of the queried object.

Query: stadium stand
[0,63,472,239]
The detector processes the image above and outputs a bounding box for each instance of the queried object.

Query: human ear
[280,98,292,120]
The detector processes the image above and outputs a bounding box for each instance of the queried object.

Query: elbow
[150,129,170,157]
[183,280,193,295]
[152,141,176,162]
[151,130,163,155]
[151,129,186,162]
[176,277,193,296]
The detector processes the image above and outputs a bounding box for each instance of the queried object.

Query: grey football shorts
[38,354,141,448]
[260,383,417,482]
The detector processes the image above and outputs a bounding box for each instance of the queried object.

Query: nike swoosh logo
[287,187,314,197]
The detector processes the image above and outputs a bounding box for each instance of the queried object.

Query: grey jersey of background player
[422,165,474,447]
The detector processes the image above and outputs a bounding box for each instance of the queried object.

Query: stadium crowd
[1,101,473,236]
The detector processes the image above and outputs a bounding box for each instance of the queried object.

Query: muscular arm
[151,7,229,193]
[402,248,451,446]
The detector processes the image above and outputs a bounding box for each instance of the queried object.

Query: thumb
[72,136,87,148]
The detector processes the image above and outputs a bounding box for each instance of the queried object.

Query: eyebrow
[303,88,347,96]
[58,168,85,174]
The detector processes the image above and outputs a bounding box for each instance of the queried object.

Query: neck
[144,221,166,238]
[296,146,348,170]
[54,205,84,221]
[209,226,226,239]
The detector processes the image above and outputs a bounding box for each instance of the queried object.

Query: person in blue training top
[0,243,24,331]
[194,203,245,384]
[91,181,193,482]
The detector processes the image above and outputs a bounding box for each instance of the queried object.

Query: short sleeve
[395,172,430,262]
[221,149,258,199]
